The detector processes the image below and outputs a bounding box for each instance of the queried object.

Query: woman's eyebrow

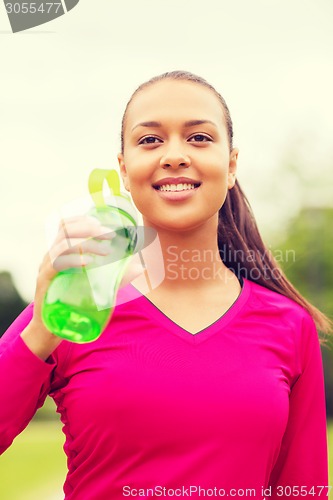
[131,119,217,132]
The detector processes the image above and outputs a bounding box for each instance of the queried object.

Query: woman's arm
[0,304,59,454]
[0,215,95,453]
[20,316,62,361]
[268,314,329,499]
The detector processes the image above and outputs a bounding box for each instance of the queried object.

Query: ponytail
[218,180,333,341]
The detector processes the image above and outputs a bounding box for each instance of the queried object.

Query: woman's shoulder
[243,277,315,328]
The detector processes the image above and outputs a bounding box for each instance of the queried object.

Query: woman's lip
[152,177,201,188]
[153,185,200,201]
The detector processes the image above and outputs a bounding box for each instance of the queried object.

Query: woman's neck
[137,219,235,292]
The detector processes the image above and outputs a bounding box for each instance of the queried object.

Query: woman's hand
[21,215,144,360]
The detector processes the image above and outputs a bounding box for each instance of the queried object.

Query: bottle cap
[88,168,143,252]
[88,168,138,225]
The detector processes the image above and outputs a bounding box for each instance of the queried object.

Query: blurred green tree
[273,207,333,416]
[0,271,28,337]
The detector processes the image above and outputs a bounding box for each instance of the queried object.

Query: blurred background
[0,0,332,498]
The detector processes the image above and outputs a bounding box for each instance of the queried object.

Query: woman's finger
[52,253,94,272]
[50,238,113,261]
[55,218,114,243]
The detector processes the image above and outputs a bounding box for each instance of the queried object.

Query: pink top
[0,277,328,499]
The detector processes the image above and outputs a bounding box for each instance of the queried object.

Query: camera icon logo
[4,0,80,33]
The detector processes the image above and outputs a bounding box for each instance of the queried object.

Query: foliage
[0,271,28,337]
[273,206,333,416]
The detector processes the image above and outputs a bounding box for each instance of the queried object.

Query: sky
[1,0,333,301]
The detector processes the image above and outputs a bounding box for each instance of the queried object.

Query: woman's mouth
[154,182,200,192]
[152,180,201,201]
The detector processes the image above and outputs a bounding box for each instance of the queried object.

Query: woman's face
[118,79,238,233]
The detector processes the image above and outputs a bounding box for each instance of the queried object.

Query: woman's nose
[160,142,191,169]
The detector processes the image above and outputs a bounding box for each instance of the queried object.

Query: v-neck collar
[127,277,251,345]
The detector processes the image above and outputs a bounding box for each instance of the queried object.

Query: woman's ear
[117,153,130,192]
[228,148,239,190]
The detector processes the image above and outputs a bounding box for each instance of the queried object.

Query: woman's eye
[138,136,161,145]
[188,134,212,142]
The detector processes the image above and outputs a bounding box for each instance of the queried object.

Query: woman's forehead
[125,80,225,127]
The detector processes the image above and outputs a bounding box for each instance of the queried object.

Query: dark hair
[120,70,332,341]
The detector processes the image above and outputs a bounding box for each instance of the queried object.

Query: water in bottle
[41,169,138,343]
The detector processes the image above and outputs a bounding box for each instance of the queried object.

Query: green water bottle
[41,169,138,343]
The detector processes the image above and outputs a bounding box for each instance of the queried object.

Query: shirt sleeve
[268,313,329,499]
[0,304,56,454]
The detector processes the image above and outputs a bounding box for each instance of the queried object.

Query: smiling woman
[0,70,332,500]
[118,77,237,235]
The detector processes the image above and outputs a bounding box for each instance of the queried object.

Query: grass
[0,419,66,500]
[1,418,332,499]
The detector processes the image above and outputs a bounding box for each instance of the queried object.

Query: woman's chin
[142,215,218,234]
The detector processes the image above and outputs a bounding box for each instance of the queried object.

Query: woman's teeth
[157,183,197,192]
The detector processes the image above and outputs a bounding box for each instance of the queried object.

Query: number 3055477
[275,485,332,496]
[5,3,62,14]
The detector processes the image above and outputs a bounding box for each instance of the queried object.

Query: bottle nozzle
[88,169,122,209]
